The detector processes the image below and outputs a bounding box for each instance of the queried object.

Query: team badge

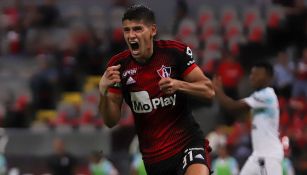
[157,65,171,78]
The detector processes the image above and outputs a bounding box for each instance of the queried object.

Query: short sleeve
[242,92,267,109]
[177,46,197,78]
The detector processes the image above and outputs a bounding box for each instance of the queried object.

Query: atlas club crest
[157,65,171,78]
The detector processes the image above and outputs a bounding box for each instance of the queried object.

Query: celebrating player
[99,5,214,175]
[213,62,284,175]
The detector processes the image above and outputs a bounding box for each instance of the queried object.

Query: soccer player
[98,5,214,175]
[89,151,119,175]
[213,62,284,175]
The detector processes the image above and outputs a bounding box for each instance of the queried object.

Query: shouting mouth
[129,41,140,55]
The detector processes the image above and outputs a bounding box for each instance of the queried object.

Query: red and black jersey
[107,40,203,164]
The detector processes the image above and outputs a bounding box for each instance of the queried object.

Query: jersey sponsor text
[131,91,176,113]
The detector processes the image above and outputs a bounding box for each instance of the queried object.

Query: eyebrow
[123,25,143,31]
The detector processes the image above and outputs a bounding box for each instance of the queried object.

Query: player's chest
[121,61,178,92]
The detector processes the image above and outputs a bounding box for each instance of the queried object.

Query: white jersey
[243,87,283,160]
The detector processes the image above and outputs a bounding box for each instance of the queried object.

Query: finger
[108,70,120,76]
[158,78,171,87]
[159,81,171,88]
[109,74,121,81]
[159,77,171,82]
[109,64,121,71]
[106,71,120,79]
[163,88,173,95]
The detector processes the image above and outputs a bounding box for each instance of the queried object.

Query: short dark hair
[122,5,156,24]
[254,62,274,77]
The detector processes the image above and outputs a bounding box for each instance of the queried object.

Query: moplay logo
[130,91,176,113]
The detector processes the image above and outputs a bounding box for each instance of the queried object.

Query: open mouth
[130,41,139,52]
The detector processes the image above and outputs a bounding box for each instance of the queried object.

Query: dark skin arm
[212,76,250,114]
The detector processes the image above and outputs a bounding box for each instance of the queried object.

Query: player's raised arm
[212,76,250,113]
[98,64,123,128]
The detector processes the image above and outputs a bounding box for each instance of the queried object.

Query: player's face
[122,19,157,60]
[249,67,268,89]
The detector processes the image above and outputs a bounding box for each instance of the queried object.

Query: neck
[135,41,154,63]
[256,85,269,91]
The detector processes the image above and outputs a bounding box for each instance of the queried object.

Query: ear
[151,24,157,37]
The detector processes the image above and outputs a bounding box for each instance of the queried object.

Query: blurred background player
[213,62,284,175]
[99,5,214,175]
[47,137,76,175]
[212,144,239,175]
[89,150,119,175]
[130,152,147,175]
[281,136,295,175]
[129,136,147,175]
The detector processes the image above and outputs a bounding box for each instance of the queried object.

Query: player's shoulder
[256,87,275,96]
[252,87,276,101]
[155,40,187,52]
[108,49,131,65]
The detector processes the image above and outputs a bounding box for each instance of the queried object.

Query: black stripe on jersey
[156,40,186,51]
[158,40,186,47]
[158,44,186,51]
[108,50,130,66]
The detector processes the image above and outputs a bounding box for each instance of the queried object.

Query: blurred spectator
[47,137,76,175]
[273,51,295,99]
[36,0,60,28]
[292,47,307,98]
[30,53,58,110]
[281,136,295,175]
[217,52,244,100]
[75,29,106,75]
[228,122,252,169]
[0,0,23,55]
[108,26,126,58]
[4,95,30,128]
[212,144,239,175]
[0,129,8,175]
[129,136,146,175]
[291,127,307,174]
[89,150,119,175]
[216,52,244,125]
[273,0,307,52]
[56,51,81,92]
[130,152,147,175]
[0,154,6,175]
[206,125,227,157]
[172,0,189,36]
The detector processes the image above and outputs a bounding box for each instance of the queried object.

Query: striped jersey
[107,40,203,164]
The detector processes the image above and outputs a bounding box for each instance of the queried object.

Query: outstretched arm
[158,66,215,100]
[212,76,250,113]
[98,65,123,128]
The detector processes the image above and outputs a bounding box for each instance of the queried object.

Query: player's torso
[251,88,283,159]
[113,41,201,163]
[119,45,190,129]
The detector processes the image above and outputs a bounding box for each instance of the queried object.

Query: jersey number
[182,150,193,169]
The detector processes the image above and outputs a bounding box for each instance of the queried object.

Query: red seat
[266,6,285,29]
